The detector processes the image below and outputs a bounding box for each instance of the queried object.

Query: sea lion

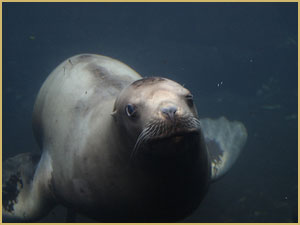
[3,54,247,222]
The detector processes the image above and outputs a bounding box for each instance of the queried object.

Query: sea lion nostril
[161,106,177,121]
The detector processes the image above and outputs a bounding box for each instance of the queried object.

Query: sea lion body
[3,54,247,222]
[32,54,209,221]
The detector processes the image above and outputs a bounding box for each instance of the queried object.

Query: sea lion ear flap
[111,98,121,120]
[111,110,117,119]
[111,103,117,118]
[200,117,247,182]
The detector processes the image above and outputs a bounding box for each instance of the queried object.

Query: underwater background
[3,2,298,222]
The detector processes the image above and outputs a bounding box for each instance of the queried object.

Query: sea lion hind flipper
[200,117,247,181]
[2,152,55,222]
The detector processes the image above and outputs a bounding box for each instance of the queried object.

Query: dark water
[3,3,298,223]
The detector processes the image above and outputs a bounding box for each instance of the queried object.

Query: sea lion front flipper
[200,117,247,181]
[3,151,56,222]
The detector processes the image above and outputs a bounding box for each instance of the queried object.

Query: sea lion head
[113,77,202,161]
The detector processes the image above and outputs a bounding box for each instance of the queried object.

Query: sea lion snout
[160,105,177,122]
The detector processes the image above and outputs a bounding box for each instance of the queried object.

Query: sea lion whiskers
[131,120,160,160]
[130,115,201,160]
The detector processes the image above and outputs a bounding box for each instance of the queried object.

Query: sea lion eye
[185,94,194,107]
[125,104,137,117]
